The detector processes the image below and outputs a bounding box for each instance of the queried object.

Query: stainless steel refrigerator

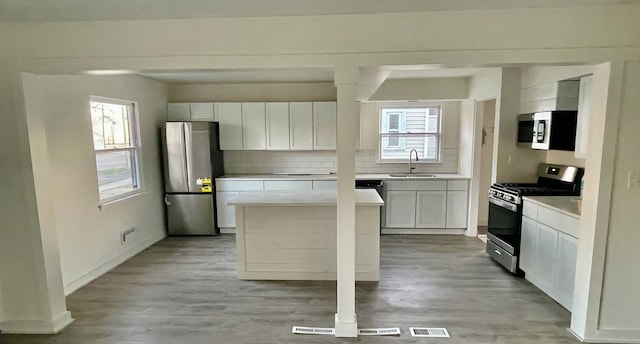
[162,122,224,235]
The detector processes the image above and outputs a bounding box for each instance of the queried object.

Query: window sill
[98,191,147,211]
[377,160,443,164]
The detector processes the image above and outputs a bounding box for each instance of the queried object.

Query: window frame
[377,102,444,163]
[89,96,143,205]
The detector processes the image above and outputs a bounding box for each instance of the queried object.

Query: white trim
[0,311,73,334]
[63,232,166,296]
[219,227,236,234]
[98,190,147,210]
[381,228,465,235]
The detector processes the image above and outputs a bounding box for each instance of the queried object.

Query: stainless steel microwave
[517,113,535,147]
[531,110,578,151]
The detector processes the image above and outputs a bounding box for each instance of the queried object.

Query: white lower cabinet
[385,191,417,228]
[415,191,446,228]
[216,191,240,228]
[521,199,580,311]
[385,180,468,230]
[555,232,578,311]
[445,190,468,228]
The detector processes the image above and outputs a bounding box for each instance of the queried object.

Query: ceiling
[0,0,636,22]
[138,67,485,84]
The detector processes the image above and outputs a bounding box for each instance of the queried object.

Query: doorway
[477,99,496,237]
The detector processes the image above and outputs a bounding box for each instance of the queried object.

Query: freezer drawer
[165,194,217,235]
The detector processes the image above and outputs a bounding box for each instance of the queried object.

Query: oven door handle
[488,196,518,212]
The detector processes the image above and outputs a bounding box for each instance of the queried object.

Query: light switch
[628,171,640,189]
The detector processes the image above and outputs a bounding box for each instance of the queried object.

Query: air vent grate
[410,327,450,338]
[292,326,335,335]
[358,328,401,336]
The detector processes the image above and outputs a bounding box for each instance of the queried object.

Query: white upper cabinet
[266,102,290,150]
[313,101,337,150]
[241,103,267,150]
[167,103,191,121]
[289,102,314,150]
[216,103,243,150]
[167,103,215,121]
[189,103,215,121]
[575,75,593,159]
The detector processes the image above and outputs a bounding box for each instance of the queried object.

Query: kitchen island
[228,189,383,281]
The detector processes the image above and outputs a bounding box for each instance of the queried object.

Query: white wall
[596,61,640,330]
[494,68,547,183]
[21,74,168,295]
[370,77,469,101]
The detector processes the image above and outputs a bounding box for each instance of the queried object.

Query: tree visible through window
[90,97,142,203]
[379,105,442,161]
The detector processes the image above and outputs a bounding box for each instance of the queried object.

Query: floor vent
[358,328,401,336]
[410,327,450,338]
[292,326,335,335]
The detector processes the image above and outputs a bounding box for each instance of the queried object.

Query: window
[90,97,142,203]
[379,105,442,162]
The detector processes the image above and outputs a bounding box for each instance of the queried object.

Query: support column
[334,67,359,338]
[0,67,72,334]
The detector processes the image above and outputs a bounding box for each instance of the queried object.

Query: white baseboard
[63,233,166,296]
[381,228,466,235]
[569,327,640,343]
[335,313,358,337]
[0,311,73,334]
[220,227,236,234]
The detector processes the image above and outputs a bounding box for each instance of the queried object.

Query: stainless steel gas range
[486,163,584,274]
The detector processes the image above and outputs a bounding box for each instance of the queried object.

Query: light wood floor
[0,235,579,344]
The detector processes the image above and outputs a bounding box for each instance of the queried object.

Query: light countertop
[218,173,470,181]
[228,189,384,206]
[523,196,581,218]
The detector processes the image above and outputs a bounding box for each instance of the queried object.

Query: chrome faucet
[409,149,419,174]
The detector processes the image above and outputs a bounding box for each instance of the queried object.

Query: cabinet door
[385,191,417,228]
[313,101,337,150]
[520,216,537,273]
[445,190,468,228]
[167,103,190,121]
[575,75,593,159]
[289,102,313,150]
[189,103,215,121]
[555,232,578,311]
[216,191,240,228]
[534,223,559,294]
[215,103,243,150]
[266,102,290,150]
[416,191,447,228]
[242,102,267,150]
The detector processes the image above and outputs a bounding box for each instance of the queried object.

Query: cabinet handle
[494,249,502,256]
[164,195,170,205]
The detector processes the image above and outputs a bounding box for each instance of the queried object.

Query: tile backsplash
[224,149,458,174]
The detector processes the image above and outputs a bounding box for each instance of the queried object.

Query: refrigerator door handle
[164,195,170,205]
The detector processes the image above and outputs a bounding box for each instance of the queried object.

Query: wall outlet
[628,171,640,189]
[120,227,136,244]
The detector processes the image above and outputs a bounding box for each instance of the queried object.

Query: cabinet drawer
[523,201,538,220]
[385,180,446,191]
[216,180,264,191]
[447,180,468,191]
[264,180,313,191]
[537,206,580,238]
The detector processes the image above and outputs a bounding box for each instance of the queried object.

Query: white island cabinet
[520,196,580,311]
[229,189,383,281]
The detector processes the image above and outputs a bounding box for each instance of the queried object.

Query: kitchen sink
[388,174,437,178]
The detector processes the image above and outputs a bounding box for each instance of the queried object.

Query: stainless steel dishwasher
[355,179,385,232]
